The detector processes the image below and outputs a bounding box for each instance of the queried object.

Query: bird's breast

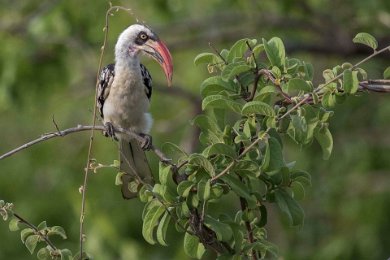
[103,71,150,133]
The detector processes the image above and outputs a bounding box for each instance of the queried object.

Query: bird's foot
[104,122,118,141]
[139,133,152,151]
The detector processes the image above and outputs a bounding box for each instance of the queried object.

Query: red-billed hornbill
[97,24,173,199]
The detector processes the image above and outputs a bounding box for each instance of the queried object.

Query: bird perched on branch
[97,24,173,199]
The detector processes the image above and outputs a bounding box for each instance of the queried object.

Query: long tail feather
[119,139,152,199]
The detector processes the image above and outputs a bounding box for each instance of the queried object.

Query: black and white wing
[140,63,152,100]
[97,63,115,119]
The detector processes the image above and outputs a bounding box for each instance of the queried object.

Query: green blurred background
[0,0,389,259]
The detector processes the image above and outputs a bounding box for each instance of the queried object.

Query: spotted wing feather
[140,63,152,100]
[97,63,115,119]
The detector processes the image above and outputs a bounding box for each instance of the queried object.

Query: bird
[97,24,173,199]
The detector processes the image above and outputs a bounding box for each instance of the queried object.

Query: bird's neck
[115,54,140,75]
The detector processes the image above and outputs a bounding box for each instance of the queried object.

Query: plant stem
[279,44,390,120]
[13,213,57,251]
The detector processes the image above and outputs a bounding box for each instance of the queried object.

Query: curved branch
[0,125,171,163]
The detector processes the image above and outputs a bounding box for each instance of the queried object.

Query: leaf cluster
[137,32,388,259]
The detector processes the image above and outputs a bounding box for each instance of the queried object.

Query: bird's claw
[104,122,118,141]
[139,133,152,151]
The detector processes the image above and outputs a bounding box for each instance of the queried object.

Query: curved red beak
[151,40,173,86]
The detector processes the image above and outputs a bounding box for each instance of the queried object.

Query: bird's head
[115,24,173,86]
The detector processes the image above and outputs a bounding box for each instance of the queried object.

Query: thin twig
[279,45,390,120]
[51,115,62,135]
[245,41,260,102]
[211,132,268,182]
[208,42,227,65]
[79,5,133,256]
[239,197,258,260]
[13,213,58,252]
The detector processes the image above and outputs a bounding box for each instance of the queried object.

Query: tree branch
[279,45,390,120]
[0,125,171,163]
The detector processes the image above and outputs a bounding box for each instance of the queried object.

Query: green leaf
[60,249,73,260]
[193,114,221,133]
[189,154,216,177]
[383,66,390,79]
[177,181,195,197]
[139,185,153,203]
[250,240,279,258]
[184,232,205,259]
[155,183,177,204]
[291,170,312,186]
[25,234,40,254]
[352,32,378,50]
[9,217,21,231]
[159,163,172,185]
[37,247,50,260]
[73,251,91,260]
[202,95,242,114]
[343,70,359,94]
[200,76,237,97]
[193,115,224,144]
[241,101,275,117]
[37,221,47,230]
[319,109,334,123]
[222,62,252,80]
[291,181,306,200]
[265,137,284,173]
[197,179,211,201]
[194,52,217,66]
[187,193,200,208]
[227,38,256,62]
[258,85,278,96]
[156,211,171,246]
[204,143,236,158]
[287,78,312,94]
[229,223,244,253]
[259,205,268,228]
[204,215,233,241]
[233,160,260,176]
[274,189,304,226]
[180,202,190,217]
[114,172,125,186]
[21,228,34,243]
[303,62,314,80]
[321,90,336,108]
[252,44,265,57]
[221,174,255,204]
[47,226,67,239]
[287,115,307,144]
[210,184,224,199]
[314,126,333,160]
[263,37,286,69]
[322,69,335,82]
[161,142,188,162]
[142,200,165,245]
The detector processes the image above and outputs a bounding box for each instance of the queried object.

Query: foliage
[1,1,389,259]
[134,33,388,259]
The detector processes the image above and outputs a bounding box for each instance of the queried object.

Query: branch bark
[0,125,171,163]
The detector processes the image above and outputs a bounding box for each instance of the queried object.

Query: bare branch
[359,80,390,93]
[0,125,171,163]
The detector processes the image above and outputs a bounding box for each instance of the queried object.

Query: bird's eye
[139,33,148,40]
